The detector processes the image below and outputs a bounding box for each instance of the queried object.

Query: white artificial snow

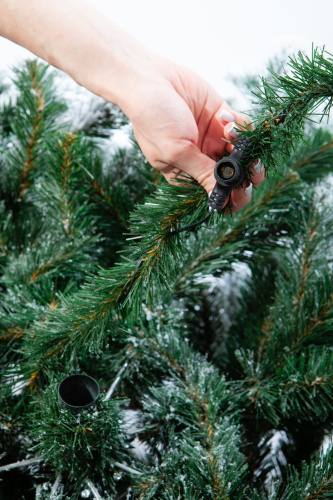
[256,429,291,495]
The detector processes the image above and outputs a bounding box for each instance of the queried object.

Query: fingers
[230,160,265,213]
[250,159,265,187]
[231,182,253,213]
[219,103,254,151]
[200,103,254,159]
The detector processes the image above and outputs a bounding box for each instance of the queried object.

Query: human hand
[122,57,264,213]
[0,0,264,214]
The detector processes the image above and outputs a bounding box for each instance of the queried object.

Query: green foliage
[131,422,247,500]
[1,60,66,203]
[246,47,333,173]
[28,382,128,495]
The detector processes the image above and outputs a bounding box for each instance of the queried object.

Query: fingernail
[244,183,252,197]
[253,160,263,174]
[220,109,236,122]
[228,124,240,138]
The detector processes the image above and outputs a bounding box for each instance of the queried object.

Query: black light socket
[58,374,100,415]
[208,135,254,212]
[214,157,244,188]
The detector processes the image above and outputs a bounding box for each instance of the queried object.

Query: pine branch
[222,48,333,180]
[112,314,249,499]
[172,166,303,298]
[276,346,333,422]
[292,128,333,183]
[82,143,158,232]
[2,60,66,204]
[260,201,333,371]
[269,445,333,499]
[19,177,211,364]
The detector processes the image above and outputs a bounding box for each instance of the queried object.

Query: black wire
[169,213,212,235]
[118,212,212,303]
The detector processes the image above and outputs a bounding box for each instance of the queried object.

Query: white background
[0,0,332,110]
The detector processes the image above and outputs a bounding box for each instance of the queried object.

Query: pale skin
[0,0,264,212]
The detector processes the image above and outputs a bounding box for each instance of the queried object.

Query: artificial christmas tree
[1,48,333,499]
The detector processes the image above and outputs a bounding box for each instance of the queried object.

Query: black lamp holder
[207,135,254,212]
[58,374,100,415]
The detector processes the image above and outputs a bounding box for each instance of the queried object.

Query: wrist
[86,41,159,117]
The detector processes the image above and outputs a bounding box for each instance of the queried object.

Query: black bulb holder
[58,374,100,415]
[208,135,254,212]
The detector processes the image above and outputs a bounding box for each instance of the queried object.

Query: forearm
[0,0,155,113]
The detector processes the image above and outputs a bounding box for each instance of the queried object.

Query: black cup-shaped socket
[58,374,100,415]
[214,158,244,187]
